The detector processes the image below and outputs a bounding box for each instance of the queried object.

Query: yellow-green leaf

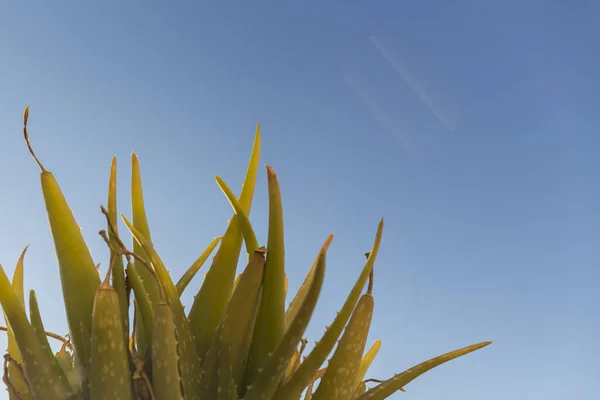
[0,263,75,400]
[245,165,286,385]
[152,302,184,400]
[175,236,221,295]
[23,107,101,384]
[90,282,133,400]
[312,289,375,400]
[243,244,327,400]
[122,215,202,399]
[29,290,69,383]
[303,368,326,400]
[56,343,80,395]
[4,247,30,400]
[276,219,384,400]
[286,235,334,330]
[356,341,492,399]
[214,176,259,253]
[353,382,367,398]
[356,340,381,387]
[188,124,261,359]
[108,155,129,344]
[126,262,154,349]
[200,249,266,398]
[285,338,308,379]
[131,152,160,357]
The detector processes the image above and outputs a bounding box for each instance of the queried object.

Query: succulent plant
[0,107,491,400]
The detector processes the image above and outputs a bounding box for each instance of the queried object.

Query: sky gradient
[1,1,599,399]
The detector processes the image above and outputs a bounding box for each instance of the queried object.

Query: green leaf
[3,247,30,400]
[125,262,154,350]
[89,282,133,400]
[216,347,237,400]
[276,219,384,400]
[302,368,326,400]
[214,176,259,253]
[355,340,381,387]
[56,344,79,394]
[152,302,184,400]
[0,263,75,400]
[243,244,327,400]
[131,152,160,357]
[188,125,261,359]
[29,290,69,383]
[108,155,129,344]
[40,169,101,381]
[312,291,375,400]
[23,108,102,383]
[353,382,367,398]
[175,236,221,295]
[285,235,334,331]
[356,341,492,399]
[200,249,266,398]
[284,338,308,379]
[245,166,286,385]
[122,215,203,399]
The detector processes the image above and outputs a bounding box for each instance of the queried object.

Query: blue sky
[1,1,599,398]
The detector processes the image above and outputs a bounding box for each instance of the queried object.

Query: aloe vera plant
[0,107,491,400]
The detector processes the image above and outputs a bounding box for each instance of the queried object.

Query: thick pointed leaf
[4,247,30,400]
[245,166,286,385]
[356,341,492,400]
[243,245,327,400]
[29,290,69,382]
[0,263,75,399]
[214,176,259,253]
[152,302,184,400]
[276,220,384,399]
[286,235,334,330]
[356,340,381,386]
[131,152,160,356]
[126,262,154,349]
[216,348,233,400]
[122,215,202,399]
[200,249,265,398]
[108,155,129,343]
[23,107,101,384]
[90,283,133,400]
[176,236,221,295]
[312,291,374,400]
[41,166,102,378]
[220,376,238,400]
[188,125,261,359]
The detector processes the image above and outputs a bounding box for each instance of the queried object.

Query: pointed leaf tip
[22,106,47,172]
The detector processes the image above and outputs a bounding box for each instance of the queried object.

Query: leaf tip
[22,106,47,173]
[266,165,279,183]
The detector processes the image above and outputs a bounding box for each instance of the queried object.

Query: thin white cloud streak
[370,36,458,132]
[342,69,417,157]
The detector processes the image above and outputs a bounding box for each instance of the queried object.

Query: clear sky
[1,1,599,399]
